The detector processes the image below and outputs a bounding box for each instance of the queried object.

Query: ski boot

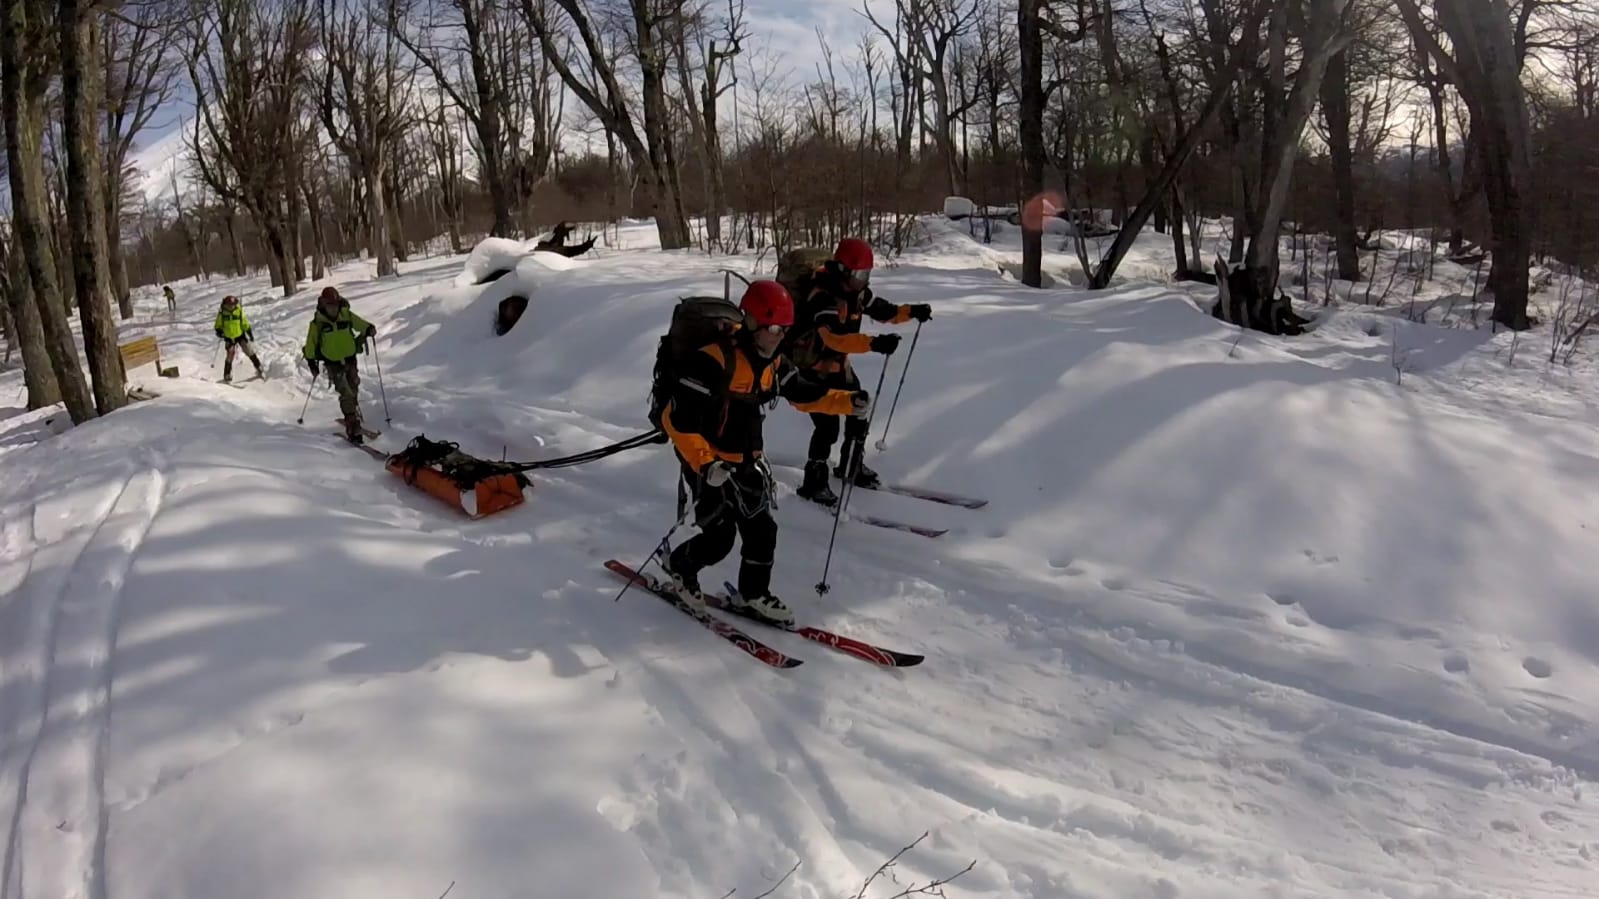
[795,460,839,507]
[733,592,794,626]
[657,556,707,611]
[833,455,881,489]
[344,416,365,445]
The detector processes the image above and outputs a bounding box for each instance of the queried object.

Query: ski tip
[890,653,925,667]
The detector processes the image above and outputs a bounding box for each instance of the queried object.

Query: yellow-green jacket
[215,303,251,340]
[303,301,374,363]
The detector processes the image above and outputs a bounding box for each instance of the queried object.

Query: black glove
[307,360,320,378]
[365,325,377,338]
[850,389,871,419]
[908,303,932,322]
[245,329,254,342]
[215,328,225,340]
[870,333,901,355]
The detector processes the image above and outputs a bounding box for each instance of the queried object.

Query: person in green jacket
[214,294,264,382]
[303,286,377,442]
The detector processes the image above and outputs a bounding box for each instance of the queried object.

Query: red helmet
[834,237,874,272]
[739,280,795,328]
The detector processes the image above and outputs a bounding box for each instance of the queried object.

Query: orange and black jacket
[798,262,914,367]
[663,334,856,474]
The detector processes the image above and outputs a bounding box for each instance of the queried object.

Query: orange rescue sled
[385,436,530,518]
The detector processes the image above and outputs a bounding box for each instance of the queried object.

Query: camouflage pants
[325,358,362,424]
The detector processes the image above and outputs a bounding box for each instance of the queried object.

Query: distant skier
[213,295,264,382]
[783,237,931,506]
[657,280,869,625]
[163,284,176,313]
[303,286,377,443]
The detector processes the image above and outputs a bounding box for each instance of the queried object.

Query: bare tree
[101,0,179,317]
[422,96,466,253]
[671,0,745,248]
[3,0,96,421]
[1396,0,1535,329]
[61,0,126,413]
[318,0,416,276]
[518,0,694,249]
[390,0,523,238]
[186,0,314,296]
[865,0,983,196]
[0,220,63,409]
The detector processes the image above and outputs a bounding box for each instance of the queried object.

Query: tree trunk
[60,0,126,413]
[1091,76,1234,289]
[303,177,327,281]
[3,0,95,423]
[1017,0,1045,288]
[1245,14,1348,300]
[1443,0,1531,328]
[1,227,62,408]
[383,167,407,262]
[1169,186,1189,275]
[637,26,691,250]
[368,164,394,276]
[103,179,133,318]
[1320,47,1362,280]
[287,190,307,282]
[106,207,133,317]
[225,211,246,276]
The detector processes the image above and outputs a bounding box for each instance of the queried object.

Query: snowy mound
[453,236,587,288]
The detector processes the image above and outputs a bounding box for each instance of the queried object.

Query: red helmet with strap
[739,280,795,328]
[833,237,874,272]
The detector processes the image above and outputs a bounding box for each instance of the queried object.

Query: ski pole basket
[386,435,530,518]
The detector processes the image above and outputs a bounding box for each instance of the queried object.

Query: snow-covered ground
[2,220,1597,898]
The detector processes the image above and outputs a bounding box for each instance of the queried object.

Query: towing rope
[391,429,667,489]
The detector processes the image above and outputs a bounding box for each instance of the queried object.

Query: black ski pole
[370,340,391,424]
[874,319,922,451]
[614,508,697,598]
[816,359,891,595]
[614,500,725,603]
[296,373,318,424]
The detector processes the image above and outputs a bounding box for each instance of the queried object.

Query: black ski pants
[806,363,867,464]
[668,458,778,599]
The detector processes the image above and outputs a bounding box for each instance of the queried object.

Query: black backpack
[648,296,747,430]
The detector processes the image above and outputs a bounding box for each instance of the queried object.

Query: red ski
[718,582,924,667]
[604,560,802,669]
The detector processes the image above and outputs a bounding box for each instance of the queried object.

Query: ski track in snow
[1,461,165,899]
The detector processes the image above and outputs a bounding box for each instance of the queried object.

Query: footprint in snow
[1100,577,1126,591]
[1523,657,1554,679]
[1048,557,1084,576]
[1301,549,1340,565]
[1442,653,1470,674]
[1268,592,1297,606]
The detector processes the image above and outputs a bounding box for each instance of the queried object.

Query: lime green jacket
[215,304,250,340]
[303,302,373,363]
